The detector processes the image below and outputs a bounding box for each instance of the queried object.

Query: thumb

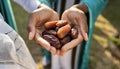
[28,26,35,40]
[28,18,36,40]
[77,15,88,41]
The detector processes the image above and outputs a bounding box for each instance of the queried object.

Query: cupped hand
[28,4,59,54]
[59,5,88,56]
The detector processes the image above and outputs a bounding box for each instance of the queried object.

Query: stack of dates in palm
[42,20,78,49]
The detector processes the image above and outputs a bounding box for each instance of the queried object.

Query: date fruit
[42,20,78,49]
[60,35,71,46]
[44,21,57,29]
[57,24,71,39]
[42,30,57,36]
[42,35,61,49]
[56,20,68,27]
[71,27,78,39]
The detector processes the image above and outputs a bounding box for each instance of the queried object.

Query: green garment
[79,0,108,69]
[39,0,57,8]
[0,0,18,32]
[39,0,108,69]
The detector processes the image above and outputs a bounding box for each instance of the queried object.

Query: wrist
[73,3,88,13]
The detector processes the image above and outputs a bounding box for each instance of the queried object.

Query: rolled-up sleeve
[14,0,41,13]
[81,0,108,22]
[77,0,108,69]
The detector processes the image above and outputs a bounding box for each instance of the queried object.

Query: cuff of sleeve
[25,0,41,13]
[81,0,108,22]
[79,1,108,69]
[14,0,41,13]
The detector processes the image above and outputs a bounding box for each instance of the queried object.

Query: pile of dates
[42,20,78,49]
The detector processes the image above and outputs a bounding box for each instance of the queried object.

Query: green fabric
[39,0,57,8]
[79,0,108,69]
[0,0,18,32]
[39,0,52,7]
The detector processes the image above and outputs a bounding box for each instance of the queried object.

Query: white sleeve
[14,0,41,13]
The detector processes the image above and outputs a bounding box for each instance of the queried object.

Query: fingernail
[29,32,33,40]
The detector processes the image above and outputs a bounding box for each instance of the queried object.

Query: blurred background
[11,0,120,69]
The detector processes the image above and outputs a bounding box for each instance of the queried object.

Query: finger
[28,16,36,40]
[56,50,60,55]
[61,33,83,54]
[35,33,51,51]
[60,50,64,56]
[28,24,36,40]
[50,47,57,55]
[61,13,71,23]
[77,15,88,41]
[61,12,67,20]
[35,33,57,54]
[49,12,59,21]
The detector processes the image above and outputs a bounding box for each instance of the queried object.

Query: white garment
[52,0,75,69]
[0,14,36,69]
[52,50,72,69]
[14,0,40,13]
[57,0,75,16]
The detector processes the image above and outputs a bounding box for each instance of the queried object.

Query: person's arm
[76,1,109,69]
[13,0,59,54]
[14,0,41,13]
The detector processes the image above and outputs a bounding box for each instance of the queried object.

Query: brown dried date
[42,35,61,49]
[42,20,78,49]
[42,30,57,36]
[56,20,68,27]
[57,24,71,39]
[44,21,57,29]
[71,27,78,39]
[60,35,71,46]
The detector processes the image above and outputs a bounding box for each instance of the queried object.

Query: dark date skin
[55,27,60,32]
[42,35,61,49]
[60,35,72,46]
[42,30,57,36]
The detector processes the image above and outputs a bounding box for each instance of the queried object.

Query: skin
[28,4,59,54]
[28,3,88,56]
[60,3,88,56]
